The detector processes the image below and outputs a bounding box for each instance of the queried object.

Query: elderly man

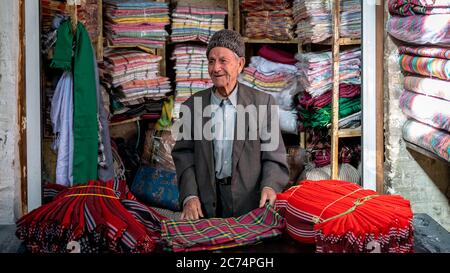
[171,29,289,220]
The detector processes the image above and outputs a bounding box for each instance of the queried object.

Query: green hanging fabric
[51,20,98,184]
[155,95,174,130]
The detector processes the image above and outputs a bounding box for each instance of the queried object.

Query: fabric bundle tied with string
[275,180,414,253]
[16,180,166,253]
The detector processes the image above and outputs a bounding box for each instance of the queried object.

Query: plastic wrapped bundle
[244,9,295,41]
[275,180,414,253]
[386,14,450,46]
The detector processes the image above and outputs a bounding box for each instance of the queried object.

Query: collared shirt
[211,85,238,179]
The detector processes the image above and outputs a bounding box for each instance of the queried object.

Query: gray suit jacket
[171,83,289,218]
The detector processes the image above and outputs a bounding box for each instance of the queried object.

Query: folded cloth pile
[16,180,166,253]
[104,0,170,50]
[402,119,450,162]
[171,44,213,119]
[41,0,66,33]
[171,4,227,44]
[160,203,285,252]
[101,49,171,106]
[238,46,301,133]
[395,45,450,162]
[295,48,361,97]
[275,180,414,253]
[242,0,295,41]
[293,0,361,44]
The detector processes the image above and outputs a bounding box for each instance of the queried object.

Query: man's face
[208,47,245,93]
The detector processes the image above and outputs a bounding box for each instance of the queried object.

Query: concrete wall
[0,0,21,224]
[383,7,450,231]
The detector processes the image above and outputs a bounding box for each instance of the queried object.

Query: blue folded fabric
[131,166,180,211]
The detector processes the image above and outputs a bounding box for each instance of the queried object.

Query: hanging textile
[50,71,74,186]
[160,203,285,252]
[51,20,98,184]
[275,180,414,253]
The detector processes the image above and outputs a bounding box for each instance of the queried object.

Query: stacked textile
[241,0,295,41]
[16,180,166,253]
[161,203,285,252]
[387,2,450,162]
[295,48,361,97]
[386,11,450,45]
[403,119,450,162]
[275,180,414,253]
[41,0,66,33]
[101,49,170,121]
[238,46,301,133]
[296,47,361,130]
[171,44,213,119]
[293,0,361,44]
[104,0,170,50]
[171,4,227,43]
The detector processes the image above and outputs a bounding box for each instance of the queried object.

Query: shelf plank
[338,128,362,138]
[299,38,361,46]
[405,141,450,165]
[243,37,299,44]
[109,117,141,127]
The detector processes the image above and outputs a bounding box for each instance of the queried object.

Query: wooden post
[330,0,341,180]
[376,0,384,193]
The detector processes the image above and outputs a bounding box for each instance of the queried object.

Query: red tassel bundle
[276,180,414,253]
[16,180,163,253]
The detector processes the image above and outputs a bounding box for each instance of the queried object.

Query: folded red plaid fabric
[160,203,286,252]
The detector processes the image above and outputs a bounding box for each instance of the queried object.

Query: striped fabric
[16,180,162,253]
[275,180,414,253]
[104,0,170,49]
[171,4,227,44]
[386,14,450,45]
[160,203,285,252]
[398,45,450,59]
[399,54,450,80]
[404,76,450,101]
[294,0,361,43]
[399,90,450,132]
[403,119,450,162]
[295,48,361,97]
[388,0,450,16]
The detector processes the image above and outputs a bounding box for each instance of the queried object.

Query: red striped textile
[16,180,165,253]
[160,203,285,252]
[275,180,414,253]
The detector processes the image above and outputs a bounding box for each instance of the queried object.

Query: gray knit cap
[206,29,245,58]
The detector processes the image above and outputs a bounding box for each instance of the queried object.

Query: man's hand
[181,197,204,220]
[259,187,277,208]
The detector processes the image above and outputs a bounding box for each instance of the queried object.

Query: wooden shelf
[338,127,362,138]
[243,37,299,44]
[299,38,361,46]
[109,117,141,127]
[405,141,450,165]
